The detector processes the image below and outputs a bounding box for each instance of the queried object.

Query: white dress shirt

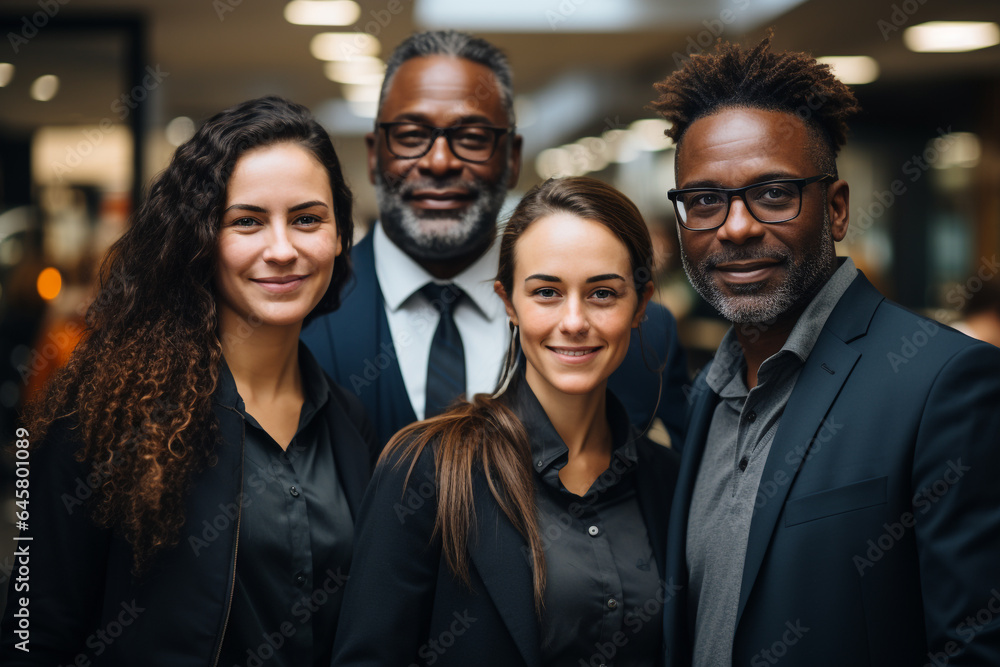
[373,222,509,420]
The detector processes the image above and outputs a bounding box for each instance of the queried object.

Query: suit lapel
[735,273,883,626]
[466,473,541,667]
[634,443,673,577]
[664,371,718,667]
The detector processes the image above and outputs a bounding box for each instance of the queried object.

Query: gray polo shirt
[686,258,857,667]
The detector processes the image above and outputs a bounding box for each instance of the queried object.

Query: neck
[733,263,837,388]
[413,233,493,280]
[524,367,612,459]
[217,308,302,402]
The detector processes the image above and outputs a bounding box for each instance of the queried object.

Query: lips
[252,275,307,293]
[406,190,474,210]
[547,346,603,363]
[713,259,782,284]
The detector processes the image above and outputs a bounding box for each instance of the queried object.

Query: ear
[334,226,343,258]
[364,132,378,185]
[494,280,518,325]
[632,281,655,328]
[827,178,850,242]
[505,133,523,189]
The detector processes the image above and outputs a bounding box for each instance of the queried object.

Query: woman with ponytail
[1,96,376,666]
[333,176,680,667]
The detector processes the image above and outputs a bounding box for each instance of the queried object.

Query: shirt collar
[504,367,638,475]
[213,342,332,426]
[372,221,506,321]
[706,256,858,393]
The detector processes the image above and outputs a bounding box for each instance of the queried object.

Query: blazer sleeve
[332,445,442,666]
[0,419,111,665]
[911,341,1000,662]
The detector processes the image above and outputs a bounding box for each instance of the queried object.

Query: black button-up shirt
[510,380,663,667]
[217,347,355,667]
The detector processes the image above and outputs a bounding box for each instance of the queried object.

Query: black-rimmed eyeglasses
[377,122,513,163]
[667,174,835,231]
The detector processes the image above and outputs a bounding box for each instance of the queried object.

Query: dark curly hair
[650,33,861,177]
[24,96,354,571]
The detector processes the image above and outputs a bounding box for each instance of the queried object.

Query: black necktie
[421,283,466,418]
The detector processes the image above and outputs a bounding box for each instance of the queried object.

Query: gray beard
[374,167,509,263]
[679,211,836,326]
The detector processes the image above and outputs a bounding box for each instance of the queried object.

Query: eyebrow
[679,172,799,190]
[390,112,498,126]
[524,273,627,283]
[224,201,329,214]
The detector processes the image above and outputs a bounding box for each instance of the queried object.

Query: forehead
[514,213,631,274]
[675,107,818,188]
[379,55,508,126]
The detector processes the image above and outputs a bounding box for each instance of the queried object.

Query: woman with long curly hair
[0,96,376,666]
[332,177,681,667]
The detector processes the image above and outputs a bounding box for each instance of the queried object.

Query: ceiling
[1,0,998,214]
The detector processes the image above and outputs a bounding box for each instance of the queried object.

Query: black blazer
[664,272,1000,666]
[332,386,680,667]
[301,228,691,450]
[0,348,376,666]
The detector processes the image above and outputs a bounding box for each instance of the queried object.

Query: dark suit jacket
[332,386,680,667]
[302,229,690,451]
[664,272,1000,666]
[0,349,375,666]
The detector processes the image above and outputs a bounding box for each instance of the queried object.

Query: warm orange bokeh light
[37,267,62,300]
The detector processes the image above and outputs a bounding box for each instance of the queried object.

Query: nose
[262,223,297,264]
[558,295,590,337]
[417,133,464,177]
[715,194,766,245]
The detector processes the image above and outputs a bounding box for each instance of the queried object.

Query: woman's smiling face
[497,211,650,402]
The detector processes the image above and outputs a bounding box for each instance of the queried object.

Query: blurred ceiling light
[629,118,673,151]
[311,32,380,61]
[0,63,14,87]
[165,116,196,147]
[348,100,378,118]
[933,132,981,169]
[30,74,59,102]
[324,57,385,85]
[817,55,880,85]
[37,267,62,301]
[341,83,381,103]
[536,147,572,179]
[284,0,360,26]
[904,21,1000,53]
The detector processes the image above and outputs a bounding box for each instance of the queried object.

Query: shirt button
[295,573,306,585]
[290,486,300,497]
[607,598,618,609]
[738,457,749,472]
[588,525,599,537]
[536,460,543,468]
[746,410,757,423]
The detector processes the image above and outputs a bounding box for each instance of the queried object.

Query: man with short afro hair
[656,34,1000,667]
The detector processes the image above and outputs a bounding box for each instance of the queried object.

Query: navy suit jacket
[664,271,1000,666]
[331,409,679,667]
[303,230,690,451]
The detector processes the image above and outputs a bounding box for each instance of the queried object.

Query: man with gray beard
[303,30,690,451]
[653,36,1000,667]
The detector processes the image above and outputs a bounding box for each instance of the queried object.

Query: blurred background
[0,0,999,603]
